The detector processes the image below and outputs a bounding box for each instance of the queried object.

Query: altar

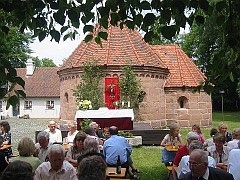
[75,108,134,130]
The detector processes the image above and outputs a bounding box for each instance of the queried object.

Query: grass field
[130,111,240,180]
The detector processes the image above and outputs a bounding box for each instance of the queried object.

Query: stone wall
[58,67,212,129]
[59,71,81,120]
[164,88,212,128]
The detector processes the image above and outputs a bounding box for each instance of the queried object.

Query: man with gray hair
[35,131,50,162]
[34,144,77,180]
[172,132,199,180]
[178,140,216,179]
[183,149,233,180]
[44,120,62,144]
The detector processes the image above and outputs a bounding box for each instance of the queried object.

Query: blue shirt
[103,135,132,165]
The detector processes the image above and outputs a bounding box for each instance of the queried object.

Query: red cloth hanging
[104,77,120,109]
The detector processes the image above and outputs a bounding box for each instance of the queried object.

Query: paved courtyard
[3,118,62,152]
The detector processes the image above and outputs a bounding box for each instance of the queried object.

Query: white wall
[1,97,60,119]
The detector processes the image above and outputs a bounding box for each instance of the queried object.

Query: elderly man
[35,131,50,162]
[34,144,77,180]
[177,140,216,179]
[44,120,62,144]
[183,149,233,180]
[103,126,139,179]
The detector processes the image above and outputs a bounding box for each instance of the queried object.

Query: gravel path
[2,118,63,152]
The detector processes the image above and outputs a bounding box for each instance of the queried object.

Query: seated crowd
[1,119,240,180]
[0,120,141,180]
[161,122,240,180]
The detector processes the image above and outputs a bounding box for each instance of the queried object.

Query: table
[165,145,179,152]
[0,145,11,150]
[106,167,126,178]
[75,109,134,130]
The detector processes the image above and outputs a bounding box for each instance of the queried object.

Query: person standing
[0,121,12,157]
[44,120,62,144]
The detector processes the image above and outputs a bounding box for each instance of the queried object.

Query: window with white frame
[0,100,2,112]
[24,101,32,109]
[46,100,54,109]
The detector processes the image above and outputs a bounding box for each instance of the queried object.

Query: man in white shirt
[34,144,77,180]
[45,120,62,144]
[228,148,240,180]
[178,140,216,179]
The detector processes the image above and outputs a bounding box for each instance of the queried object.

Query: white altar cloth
[75,108,134,120]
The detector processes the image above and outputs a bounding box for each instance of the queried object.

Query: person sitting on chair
[183,149,233,180]
[103,126,140,179]
[44,120,62,144]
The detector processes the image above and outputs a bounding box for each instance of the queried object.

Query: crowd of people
[0,120,141,180]
[161,122,240,180]
[1,119,240,180]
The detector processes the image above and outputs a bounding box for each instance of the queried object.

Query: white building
[0,60,60,119]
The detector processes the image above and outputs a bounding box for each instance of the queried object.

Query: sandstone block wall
[59,68,212,129]
[164,88,212,128]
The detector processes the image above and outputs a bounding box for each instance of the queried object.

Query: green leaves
[53,11,65,25]
[161,25,178,40]
[83,25,94,34]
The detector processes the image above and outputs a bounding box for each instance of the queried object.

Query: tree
[32,57,57,67]
[0,26,32,68]
[119,65,142,110]
[73,60,104,110]
[1,0,240,106]
[181,8,240,110]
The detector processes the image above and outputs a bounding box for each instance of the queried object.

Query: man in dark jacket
[183,149,233,180]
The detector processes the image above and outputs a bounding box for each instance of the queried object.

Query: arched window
[178,96,188,108]
[65,92,69,103]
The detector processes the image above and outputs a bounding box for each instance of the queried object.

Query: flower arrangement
[78,100,92,110]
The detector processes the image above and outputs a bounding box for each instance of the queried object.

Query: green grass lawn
[130,111,240,180]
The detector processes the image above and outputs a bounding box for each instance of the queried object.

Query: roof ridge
[125,28,144,65]
[174,45,185,86]
[104,25,112,65]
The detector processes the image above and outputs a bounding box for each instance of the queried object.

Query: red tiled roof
[60,24,205,88]
[59,25,167,71]
[151,45,206,87]
[17,67,60,97]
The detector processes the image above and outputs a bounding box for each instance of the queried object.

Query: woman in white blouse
[66,121,79,146]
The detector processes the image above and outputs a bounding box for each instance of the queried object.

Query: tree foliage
[0,26,32,68]
[32,57,57,67]
[1,0,240,107]
[119,65,142,110]
[73,60,104,110]
[181,4,240,110]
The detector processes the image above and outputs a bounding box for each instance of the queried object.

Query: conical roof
[59,25,167,71]
[151,45,206,87]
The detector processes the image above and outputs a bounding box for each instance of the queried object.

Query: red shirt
[173,145,189,166]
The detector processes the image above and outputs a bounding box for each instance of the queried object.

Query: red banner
[105,77,120,109]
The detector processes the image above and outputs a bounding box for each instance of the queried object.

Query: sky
[29,25,189,67]
[30,35,84,67]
